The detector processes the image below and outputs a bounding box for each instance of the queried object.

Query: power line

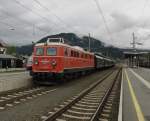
[136,0,149,44]
[140,0,149,27]
[33,0,79,33]
[12,0,76,33]
[0,10,49,39]
[0,8,50,34]
[93,0,113,42]
[0,21,36,39]
[0,20,15,29]
[32,0,79,33]
[12,0,54,32]
[130,32,142,50]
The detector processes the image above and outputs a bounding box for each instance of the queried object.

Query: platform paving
[122,67,150,121]
[0,71,32,92]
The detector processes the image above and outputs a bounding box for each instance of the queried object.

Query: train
[26,55,33,71]
[28,38,115,84]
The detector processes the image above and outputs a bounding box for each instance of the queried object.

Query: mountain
[16,33,123,59]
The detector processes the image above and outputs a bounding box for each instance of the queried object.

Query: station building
[0,40,23,68]
[123,49,148,67]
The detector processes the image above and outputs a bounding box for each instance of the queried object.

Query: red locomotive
[31,38,95,83]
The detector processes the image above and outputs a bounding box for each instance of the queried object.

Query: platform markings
[125,69,145,121]
[129,68,150,89]
[118,69,123,121]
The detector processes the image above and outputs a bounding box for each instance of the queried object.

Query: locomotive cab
[31,37,95,83]
[32,38,65,79]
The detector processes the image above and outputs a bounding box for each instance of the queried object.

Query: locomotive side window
[65,48,68,56]
[47,47,57,56]
[71,50,73,57]
[36,47,44,56]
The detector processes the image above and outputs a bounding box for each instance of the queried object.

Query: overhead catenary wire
[134,0,149,45]
[0,8,50,35]
[11,0,55,32]
[0,0,80,44]
[140,0,149,28]
[12,0,77,34]
[0,9,51,40]
[0,20,15,29]
[93,0,114,42]
[0,21,37,40]
[0,8,51,40]
[32,0,79,33]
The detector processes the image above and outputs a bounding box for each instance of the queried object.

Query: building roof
[0,39,7,47]
[123,51,148,55]
[0,54,16,59]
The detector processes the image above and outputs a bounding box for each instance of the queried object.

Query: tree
[7,46,16,55]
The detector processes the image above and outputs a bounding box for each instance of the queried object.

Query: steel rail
[43,68,118,121]
[90,68,122,121]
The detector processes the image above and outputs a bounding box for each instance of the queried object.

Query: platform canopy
[123,50,149,67]
[123,51,148,55]
[0,54,16,59]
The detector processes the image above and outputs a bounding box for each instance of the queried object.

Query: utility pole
[88,33,91,52]
[130,32,143,68]
[131,32,136,51]
[130,32,143,51]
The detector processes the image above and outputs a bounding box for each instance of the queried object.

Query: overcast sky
[0,0,150,48]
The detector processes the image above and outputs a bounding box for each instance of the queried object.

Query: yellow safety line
[124,69,145,121]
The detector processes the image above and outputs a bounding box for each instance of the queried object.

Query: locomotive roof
[35,42,94,55]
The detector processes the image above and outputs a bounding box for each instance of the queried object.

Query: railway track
[0,68,114,112]
[0,87,57,110]
[41,68,122,121]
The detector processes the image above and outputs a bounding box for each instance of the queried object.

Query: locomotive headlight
[51,60,57,67]
[34,59,38,65]
[35,61,38,65]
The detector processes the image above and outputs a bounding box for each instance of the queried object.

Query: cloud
[0,0,150,49]
[110,12,137,32]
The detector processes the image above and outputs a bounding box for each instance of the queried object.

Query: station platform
[0,71,32,92]
[121,67,150,121]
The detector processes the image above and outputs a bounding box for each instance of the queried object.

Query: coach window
[75,51,77,57]
[85,54,87,59]
[74,51,76,57]
[71,50,73,57]
[36,47,44,56]
[47,48,57,56]
[77,52,79,58]
[81,53,83,58]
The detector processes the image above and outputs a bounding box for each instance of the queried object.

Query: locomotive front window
[36,48,44,56]
[47,48,57,56]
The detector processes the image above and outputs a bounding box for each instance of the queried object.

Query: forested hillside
[16,33,123,59]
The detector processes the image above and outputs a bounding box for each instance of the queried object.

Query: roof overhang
[123,51,149,55]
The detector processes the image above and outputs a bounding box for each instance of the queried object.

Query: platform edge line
[129,68,150,89]
[118,68,123,121]
[125,69,145,121]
